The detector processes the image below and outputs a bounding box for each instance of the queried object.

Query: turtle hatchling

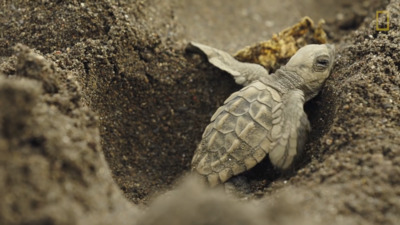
[189,42,335,187]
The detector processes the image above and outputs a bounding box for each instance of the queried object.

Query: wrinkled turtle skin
[188,42,335,187]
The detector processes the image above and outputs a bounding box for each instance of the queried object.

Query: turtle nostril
[325,44,336,57]
[327,44,335,50]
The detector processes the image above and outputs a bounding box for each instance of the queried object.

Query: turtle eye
[317,59,329,67]
[314,55,330,72]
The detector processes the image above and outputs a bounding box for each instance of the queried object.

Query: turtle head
[284,44,335,100]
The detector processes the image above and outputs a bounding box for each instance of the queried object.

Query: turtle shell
[191,80,283,186]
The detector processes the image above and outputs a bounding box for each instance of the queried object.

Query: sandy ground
[0,0,399,224]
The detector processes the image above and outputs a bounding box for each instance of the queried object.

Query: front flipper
[187,42,269,86]
[269,89,311,169]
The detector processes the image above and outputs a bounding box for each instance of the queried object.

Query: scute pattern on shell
[191,80,282,186]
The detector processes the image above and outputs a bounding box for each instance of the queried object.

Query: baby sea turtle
[189,42,335,187]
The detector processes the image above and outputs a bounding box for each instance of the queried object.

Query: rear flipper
[224,175,251,198]
[187,42,269,86]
